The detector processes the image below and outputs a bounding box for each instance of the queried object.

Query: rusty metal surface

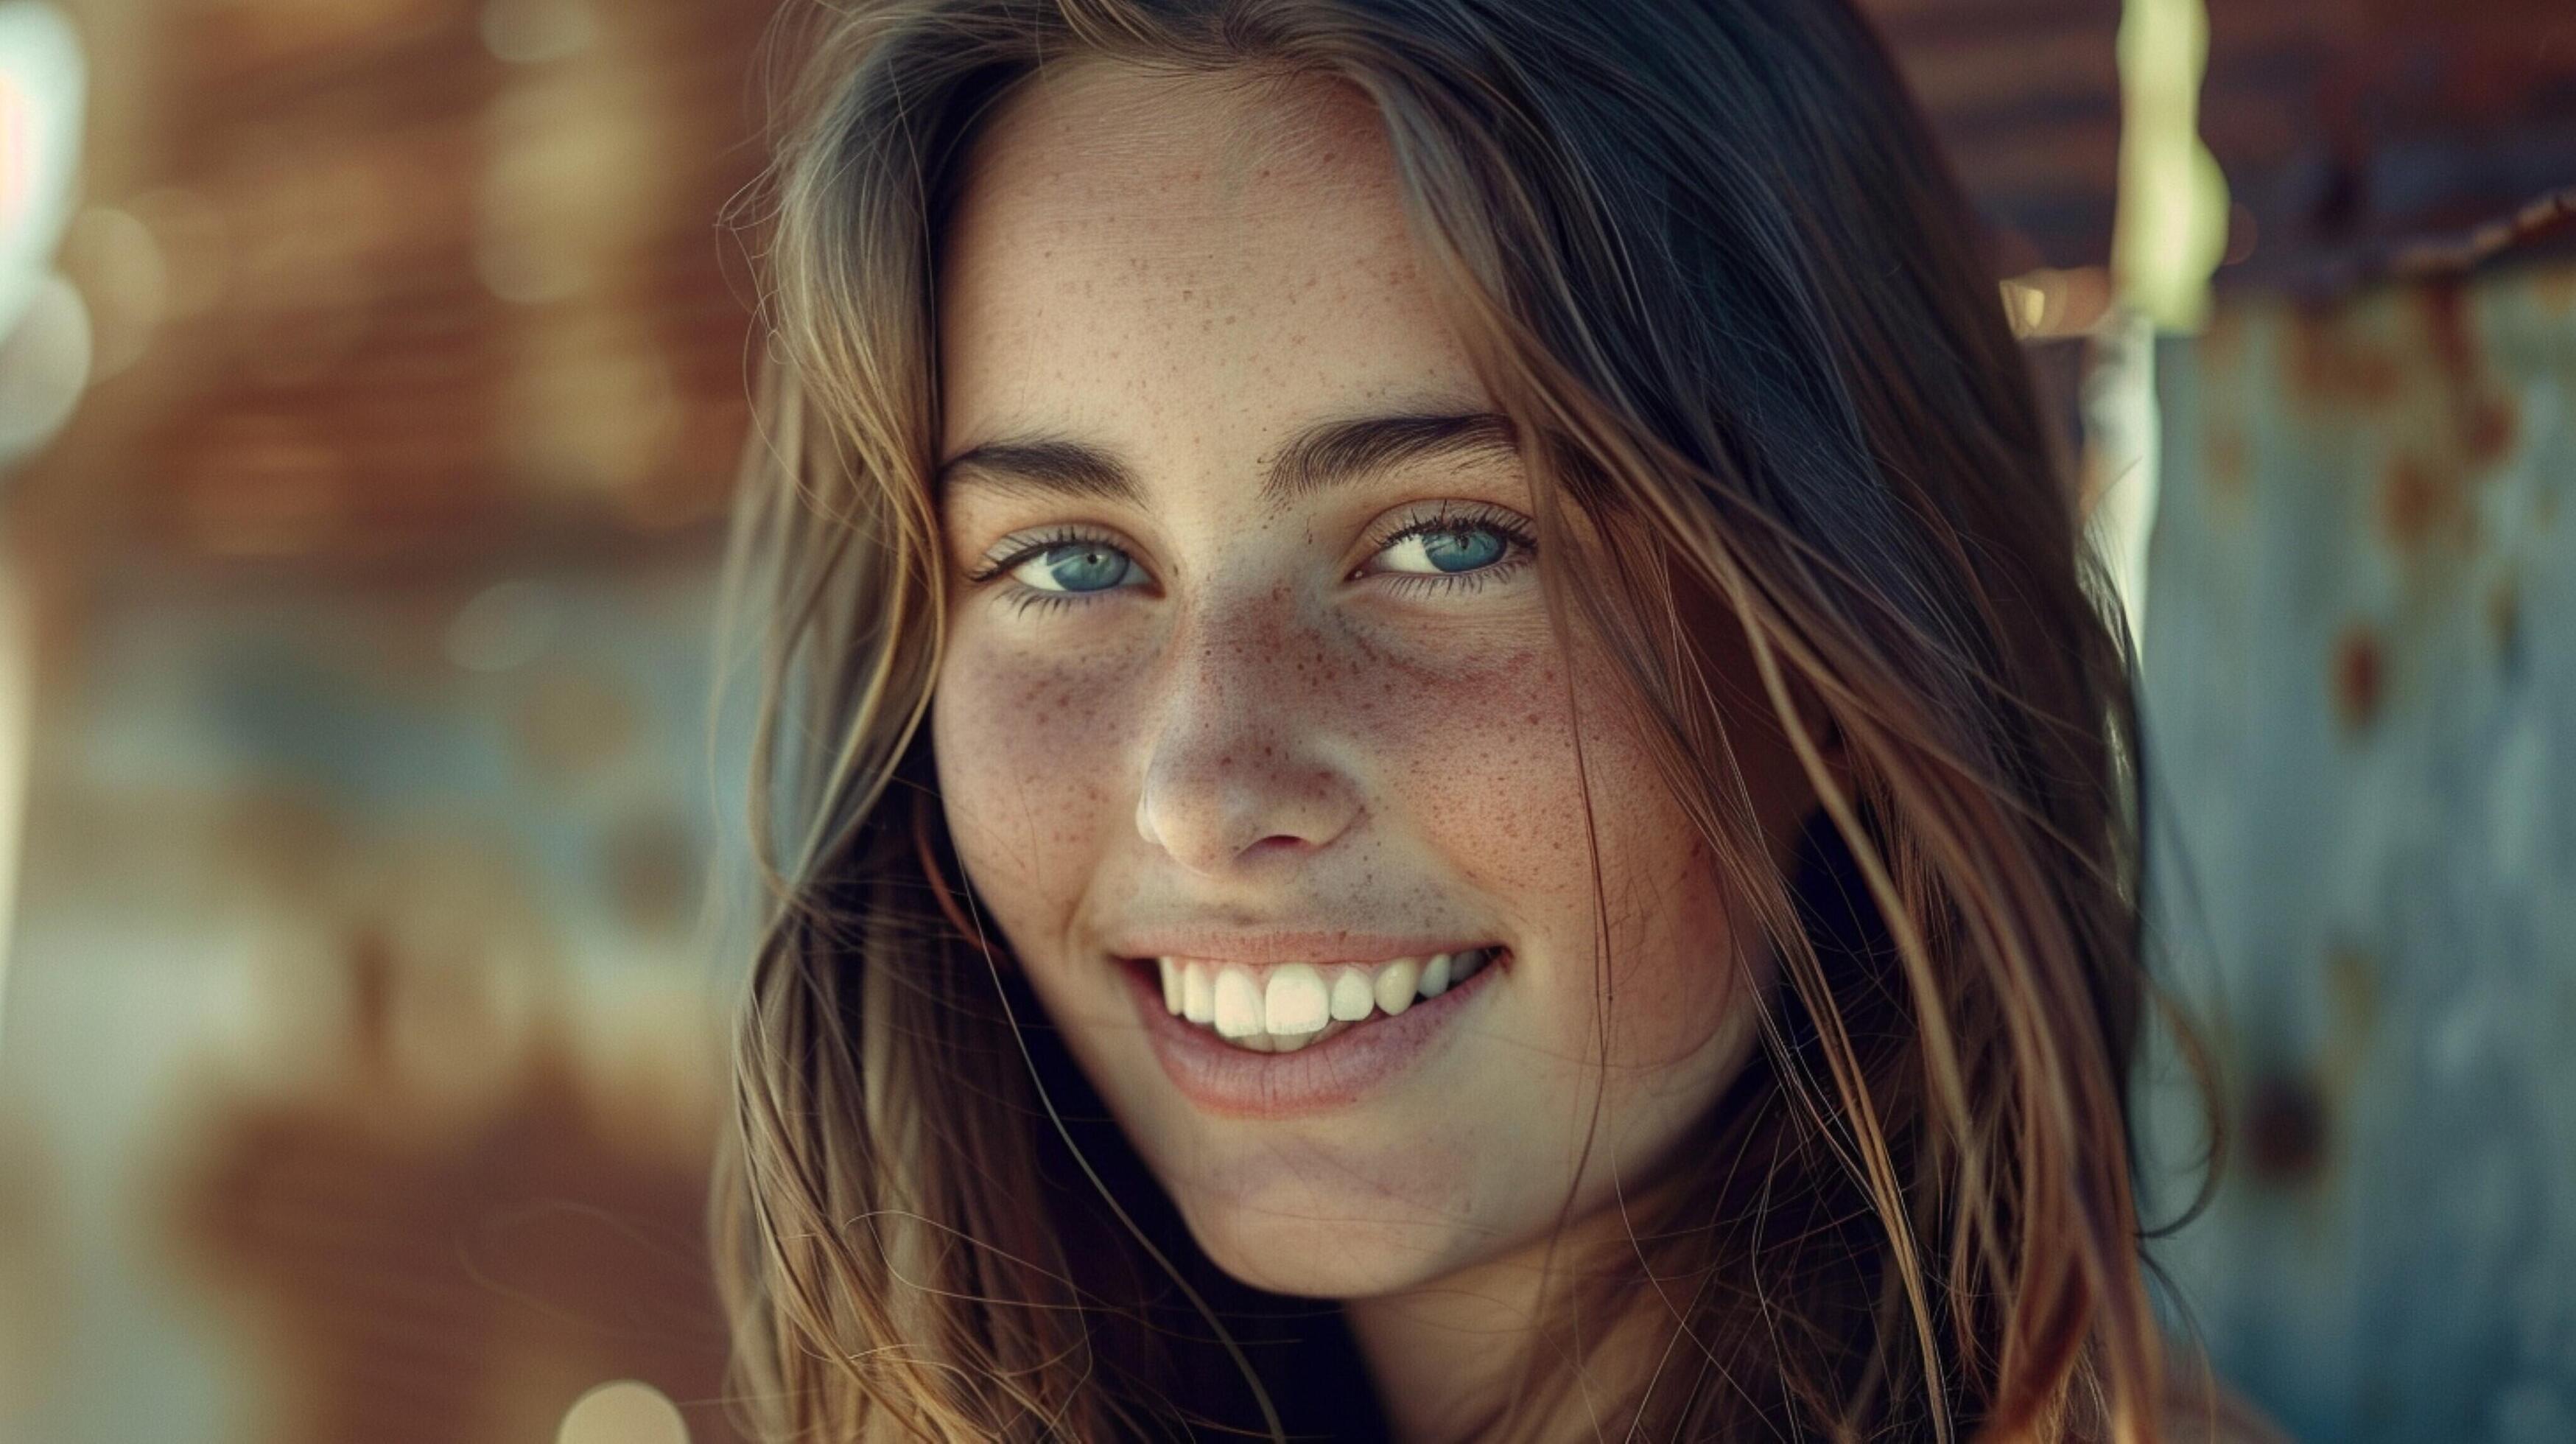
[16,0,773,576]
[2201,0,2576,292]
[0,561,747,1442]
[2138,258,2576,1440]
[1861,0,2123,271]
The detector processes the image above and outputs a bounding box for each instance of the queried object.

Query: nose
[1133,592,1362,876]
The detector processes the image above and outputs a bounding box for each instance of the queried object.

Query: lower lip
[1119,951,1505,1119]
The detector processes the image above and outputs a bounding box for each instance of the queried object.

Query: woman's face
[930,63,1800,1300]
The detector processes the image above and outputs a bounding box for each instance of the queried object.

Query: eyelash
[965,502,1538,617]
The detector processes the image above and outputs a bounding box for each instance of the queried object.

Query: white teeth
[1157,947,1501,1050]
[1264,964,1330,1035]
[1417,952,1453,998]
[1374,956,1420,1015]
[1181,961,1215,1025]
[1212,967,1264,1039]
[1328,967,1375,1021]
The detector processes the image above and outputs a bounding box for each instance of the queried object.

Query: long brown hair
[712,1,2214,1439]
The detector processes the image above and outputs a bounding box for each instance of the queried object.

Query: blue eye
[1019,540,1134,594]
[1357,503,1535,595]
[1375,522,1510,575]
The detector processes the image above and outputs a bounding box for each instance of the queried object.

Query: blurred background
[0,1,2561,1441]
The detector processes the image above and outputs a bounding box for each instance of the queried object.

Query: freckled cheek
[1377,639,1736,1066]
[930,641,1135,937]
[1370,638,1680,910]
[1344,643,1590,900]
[1585,751,1743,1068]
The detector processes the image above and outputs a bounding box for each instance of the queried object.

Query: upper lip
[1103,926,1499,968]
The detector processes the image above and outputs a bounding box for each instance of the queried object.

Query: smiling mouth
[1129,947,1503,1053]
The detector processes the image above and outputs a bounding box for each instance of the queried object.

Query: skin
[927,61,1817,1442]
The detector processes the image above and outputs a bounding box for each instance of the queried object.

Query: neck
[1341,1210,1663,1444]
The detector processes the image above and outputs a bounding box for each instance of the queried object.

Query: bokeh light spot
[558,1379,688,1444]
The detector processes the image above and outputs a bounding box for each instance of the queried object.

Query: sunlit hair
[712,0,2222,1439]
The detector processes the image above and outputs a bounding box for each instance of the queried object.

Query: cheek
[1425,638,1742,1070]
[1351,639,1592,900]
[929,637,1133,930]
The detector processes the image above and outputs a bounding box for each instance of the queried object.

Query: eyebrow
[933,408,1522,508]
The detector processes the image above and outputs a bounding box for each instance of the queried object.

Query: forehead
[934,61,1484,458]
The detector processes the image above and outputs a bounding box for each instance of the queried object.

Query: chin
[1173,1179,1487,1300]
[1134,1118,1506,1300]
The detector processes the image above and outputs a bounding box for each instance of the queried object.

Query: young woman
[712,1,2256,1439]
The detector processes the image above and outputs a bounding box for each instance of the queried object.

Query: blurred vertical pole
[0,570,27,1052]
[2111,0,2226,333]
[2082,308,2159,650]
[0,0,85,1055]
[2096,0,2227,648]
